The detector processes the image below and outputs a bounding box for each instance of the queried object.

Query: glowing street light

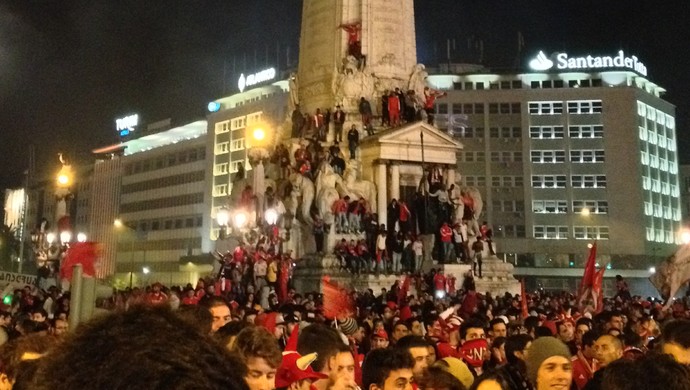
[59,231,72,244]
[265,208,278,225]
[46,233,56,245]
[681,230,690,245]
[649,266,656,274]
[113,219,123,228]
[581,208,591,216]
[234,212,248,229]
[77,232,87,243]
[253,127,266,141]
[216,207,230,227]
[142,266,150,275]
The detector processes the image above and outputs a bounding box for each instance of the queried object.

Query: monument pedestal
[292,252,407,294]
[439,256,521,296]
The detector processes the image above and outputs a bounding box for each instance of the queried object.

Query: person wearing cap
[362,348,414,390]
[525,336,572,390]
[371,329,390,350]
[277,328,329,390]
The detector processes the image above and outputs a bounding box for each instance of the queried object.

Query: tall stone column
[390,163,400,201]
[377,163,387,225]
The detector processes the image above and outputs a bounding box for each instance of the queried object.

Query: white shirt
[376,234,387,250]
[412,241,423,256]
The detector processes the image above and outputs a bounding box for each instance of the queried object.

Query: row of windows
[123,215,204,233]
[214,112,264,134]
[121,171,205,194]
[532,200,609,214]
[464,176,524,188]
[490,127,522,138]
[215,138,246,155]
[528,100,602,115]
[643,202,681,221]
[439,102,522,115]
[120,193,205,213]
[642,176,679,196]
[532,175,607,189]
[450,78,603,91]
[639,127,676,151]
[641,152,677,173]
[124,147,206,176]
[118,237,202,253]
[530,125,604,139]
[490,151,522,163]
[637,102,675,129]
[214,161,246,176]
[492,200,525,212]
[496,224,526,238]
[534,225,609,240]
[530,150,605,163]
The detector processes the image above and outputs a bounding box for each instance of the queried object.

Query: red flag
[60,242,100,281]
[579,242,597,296]
[520,279,529,319]
[322,276,354,319]
[593,267,606,313]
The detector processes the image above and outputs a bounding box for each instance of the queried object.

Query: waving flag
[322,276,354,319]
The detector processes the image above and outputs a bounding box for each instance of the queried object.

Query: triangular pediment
[361,121,463,150]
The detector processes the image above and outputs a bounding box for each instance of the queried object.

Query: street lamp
[77,232,87,243]
[581,208,591,216]
[59,231,72,245]
[234,211,248,230]
[265,208,278,226]
[216,207,230,239]
[253,127,266,141]
[680,229,690,245]
[142,266,150,275]
[46,233,56,245]
[114,219,123,228]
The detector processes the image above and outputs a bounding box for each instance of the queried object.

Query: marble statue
[315,162,344,225]
[288,172,315,224]
[342,161,377,213]
[408,64,429,100]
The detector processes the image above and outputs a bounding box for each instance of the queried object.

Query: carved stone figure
[289,73,299,112]
[315,162,344,225]
[408,64,429,101]
[288,172,315,224]
[342,161,377,213]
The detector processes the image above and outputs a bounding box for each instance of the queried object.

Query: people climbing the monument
[333,105,346,142]
[347,124,360,159]
[358,97,373,132]
[314,108,326,142]
[440,222,454,264]
[339,22,364,68]
[471,238,484,278]
[388,91,401,127]
[333,196,350,233]
[424,86,447,126]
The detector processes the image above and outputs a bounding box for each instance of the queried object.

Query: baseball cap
[372,329,388,340]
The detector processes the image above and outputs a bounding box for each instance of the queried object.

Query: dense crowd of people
[3,268,690,389]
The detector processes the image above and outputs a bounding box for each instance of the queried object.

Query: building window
[231,138,245,151]
[214,163,229,176]
[215,121,230,134]
[213,184,228,197]
[231,117,247,130]
[569,125,604,138]
[528,101,564,115]
[489,104,499,114]
[529,126,564,139]
[230,160,244,173]
[573,200,609,214]
[465,176,486,187]
[532,175,567,188]
[574,226,609,240]
[570,150,605,163]
[530,150,566,163]
[533,200,568,213]
[571,175,607,188]
[215,142,229,155]
[474,103,484,114]
[567,100,603,114]
[534,226,569,239]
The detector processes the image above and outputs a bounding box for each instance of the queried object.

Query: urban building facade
[429,56,679,295]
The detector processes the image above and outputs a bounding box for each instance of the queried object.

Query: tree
[0,224,20,271]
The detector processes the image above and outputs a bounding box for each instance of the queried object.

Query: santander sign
[529,50,647,76]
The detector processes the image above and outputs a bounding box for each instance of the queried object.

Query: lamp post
[216,207,230,240]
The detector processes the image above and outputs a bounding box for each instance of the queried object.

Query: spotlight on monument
[265,208,278,225]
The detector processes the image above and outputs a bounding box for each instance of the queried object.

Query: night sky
[1,0,689,191]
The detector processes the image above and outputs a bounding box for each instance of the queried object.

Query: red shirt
[571,352,596,390]
[436,342,462,359]
[440,225,453,242]
[399,203,411,221]
[434,274,447,291]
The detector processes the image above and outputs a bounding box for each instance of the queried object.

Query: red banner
[322,276,354,319]
[521,279,529,319]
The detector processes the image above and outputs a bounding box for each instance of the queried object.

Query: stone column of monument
[296,0,418,124]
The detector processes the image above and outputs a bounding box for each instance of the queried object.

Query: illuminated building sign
[529,50,647,76]
[116,114,139,137]
[208,102,221,112]
[238,68,276,92]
